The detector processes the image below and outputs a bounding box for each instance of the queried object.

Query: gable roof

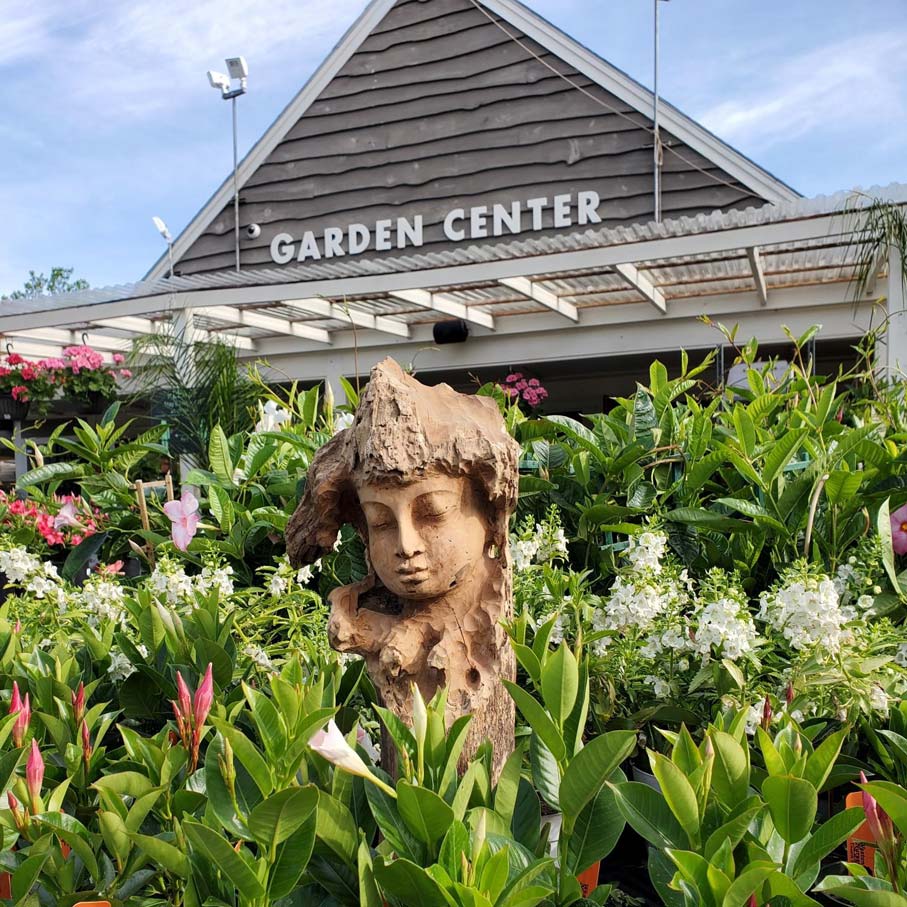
[145,0,799,281]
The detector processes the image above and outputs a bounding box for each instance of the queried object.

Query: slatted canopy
[1,186,905,385]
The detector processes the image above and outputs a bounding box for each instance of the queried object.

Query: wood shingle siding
[174,0,766,276]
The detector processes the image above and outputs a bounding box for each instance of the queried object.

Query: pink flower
[72,682,85,726]
[860,771,895,844]
[176,672,192,719]
[53,501,82,530]
[163,491,200,551]
[26,739,43,812]
[98,560,124,575]
[193,663,214,728]
[891,504,907,555]
[112,354,125,364]
[119,369,133,379]
[505,373,522,384]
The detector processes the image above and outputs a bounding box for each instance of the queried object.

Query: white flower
[600,574,681,632]
[645,675,672,698]
[255,400,292,433]
[895,643,907,668]
[297,565,315,585]
[309,720,384,786]
[197,565,235,598]
[549,614,566,646]
[692,595,756,661]
[356,725,380,763]
[108,650,136,682]
[244,644,275,672]
[870,686,890,716]
[743,705,761,736]
[0,547,42,584]
[269,573,288,597]
[334,412,355,434]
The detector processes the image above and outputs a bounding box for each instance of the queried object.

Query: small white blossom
[244,644,275,672]
[333,412,355,434]
[255,400,292,433]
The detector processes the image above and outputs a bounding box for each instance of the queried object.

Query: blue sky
[1,0,905,295]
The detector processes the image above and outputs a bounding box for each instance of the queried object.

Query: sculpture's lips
[396,565,429,576]
[396,565,430,583]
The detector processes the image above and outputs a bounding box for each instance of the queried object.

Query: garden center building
[1,0,905,411]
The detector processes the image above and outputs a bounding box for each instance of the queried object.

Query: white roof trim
[145,0,798,282]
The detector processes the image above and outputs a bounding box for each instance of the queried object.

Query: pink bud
[175,672,192,719]
[13,693,30,748]
[72,682,85,726]
[761,695,772,731]
[786,682,794,706]
[860,772,895,846]
[12,620,20,634]
[8,682,21,715]
[26,740,43,812]
[81,720,91,764]
[193,663,214,728]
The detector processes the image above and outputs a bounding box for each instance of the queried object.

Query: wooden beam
[614,263,667,313]
[389,289,495,330]
[282,298,411,338]
[195,305,331,345]
[498,277,578,321]
[746,246,769,306]
[12,328,133,352]
[93,316,157,334]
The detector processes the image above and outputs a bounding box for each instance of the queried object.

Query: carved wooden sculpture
[287,359,519,776]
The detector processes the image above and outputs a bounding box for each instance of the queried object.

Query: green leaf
[565,770,626,874]
[130,832,191,879]
[804,729,846,792]
[248,785,318,848]
[710,731,750,806]
[608,781,687,850]
[269,811,317,900]
[540,643,579,726]
[316,789,359,865]
[208,425,234,484]
[762,428,808,487]
[397,781,455,847]
[762,775,817,844]
[61,531,110,582]
[209,718,271,797]
[183,818,265,899]
[720,862,777,907]
[374,858,451,907]
[879,499,902,596]
[649,752,700,842]
[11,853,48,903]
[791,807,864,881]
[504,681,566,763]
[559,730,636,831]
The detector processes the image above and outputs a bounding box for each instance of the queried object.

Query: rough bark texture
[287,358,519,778]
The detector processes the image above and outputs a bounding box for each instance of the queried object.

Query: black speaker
[432,319,470,344]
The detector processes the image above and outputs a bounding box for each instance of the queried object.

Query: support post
[884,246,907,379]
[12,422,27,491]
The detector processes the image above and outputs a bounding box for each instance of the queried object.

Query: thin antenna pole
[232,95,241,272]
[653,0,663,222]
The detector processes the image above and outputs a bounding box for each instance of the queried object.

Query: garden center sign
[269,188,603,263]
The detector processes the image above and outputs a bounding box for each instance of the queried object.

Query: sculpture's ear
[285,432,353,567]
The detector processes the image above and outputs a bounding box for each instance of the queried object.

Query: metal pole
[232,95,241,272]
[653,0,662,222]
[167,241,174,279]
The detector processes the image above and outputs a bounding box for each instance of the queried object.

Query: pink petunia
[891,504,907,555]
[53,501,82,530]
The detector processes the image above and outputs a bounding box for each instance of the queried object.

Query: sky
[1,0,905,295]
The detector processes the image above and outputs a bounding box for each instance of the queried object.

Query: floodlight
[225,56,248,80]
[207,70,231,92]
[151,216,172,242]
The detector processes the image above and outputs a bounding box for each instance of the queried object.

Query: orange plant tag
[577,861,600,897]
[845,791,877,873]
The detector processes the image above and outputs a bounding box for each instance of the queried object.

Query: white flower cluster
[691,593,757,661]
[255,399,292,434]
[758,569,853,653]
[509,510,569,571]
[265,554,322,596]
[627,532,668,574]
[81,577,128,626]
[1,547,44,585]
[150,560,234,606]
[107,644,148,682]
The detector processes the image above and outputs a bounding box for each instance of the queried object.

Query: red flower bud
[26,740,43,813]
[193,663,214,729]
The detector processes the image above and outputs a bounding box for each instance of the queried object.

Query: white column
[171,308,201,485]
[885,246,907,378]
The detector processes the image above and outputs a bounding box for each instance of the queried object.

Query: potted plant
[58,346,130,412]
[0,353,59,421]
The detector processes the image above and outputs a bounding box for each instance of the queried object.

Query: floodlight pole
[232,94,240,272]
[653,0,669,223]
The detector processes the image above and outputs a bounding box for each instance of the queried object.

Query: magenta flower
[163,491,200,551]
[9,682,30,747]
[891,504,907,555]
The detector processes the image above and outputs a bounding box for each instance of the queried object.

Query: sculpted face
[356,473,488,600]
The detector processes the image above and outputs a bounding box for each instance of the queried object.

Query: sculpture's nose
[395,516,424,559]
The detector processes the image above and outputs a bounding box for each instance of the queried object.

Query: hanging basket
[0,394,29,423]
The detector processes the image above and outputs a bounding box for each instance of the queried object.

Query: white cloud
[699,31,907,151]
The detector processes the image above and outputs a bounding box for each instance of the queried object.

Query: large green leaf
[249,785,318,848]
[397,781,454,848]
[269,811,317,900]
[373,857,451,907]
[316,789,359,865]
[791,807,864,882]
[762,428,808,488]
[608,781,687,849]
[710,731,750,806]
[559,730,635,830]
[504,681,565,763]
[648,752,700,843]
[564,769,626,874]
[540,644,578,727]
[208,425,235,484]
[183,818,265,899]
[130,832,191,878]
[762,775,817,844]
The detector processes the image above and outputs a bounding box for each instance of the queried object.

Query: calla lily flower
[892,504,907,555]
[26,740,43,812]
[309,720,396,797]
[163,491,201,551]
